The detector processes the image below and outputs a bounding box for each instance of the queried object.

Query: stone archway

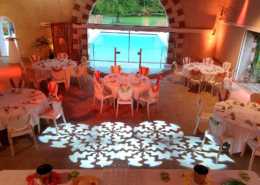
[71,0,185,63]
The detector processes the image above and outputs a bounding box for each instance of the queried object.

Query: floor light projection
[38,121,235,170]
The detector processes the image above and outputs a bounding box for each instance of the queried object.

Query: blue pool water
[89,32,167,74]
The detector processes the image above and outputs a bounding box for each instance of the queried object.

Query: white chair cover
[223,62,231,71]
[57,53,68,59]
[183,57,191,65]
[93,80,102,95]
[29,54,40,63]
[118,88,133,101]
[6,113,31,131]
[203,58,213,64]
[53,100,62,114]
[208,118,226,138]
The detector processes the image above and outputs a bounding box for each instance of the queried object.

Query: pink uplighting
[237,0,249,25]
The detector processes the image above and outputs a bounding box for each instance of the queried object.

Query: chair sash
[203,58,213,64]
[139,66,149,76]
[30,55,40,63]
[156,75,162,86]
[215,73,225,83]
[183,57,191,65]
[190,70,202,80]
[58,53,68,59]
[9,78,24,89]
[110,65,122,74]
[48,81,58,97]
[93,70,100,82]
[149,88,159,100]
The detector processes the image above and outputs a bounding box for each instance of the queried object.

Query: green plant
[4,32,9,36]
[31,36,52,52]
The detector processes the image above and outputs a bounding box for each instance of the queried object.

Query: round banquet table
[183,63,225,81]
[103,73,151,100]
[0,88,50,130]
[213,100,260,154]
[32,59,77,88]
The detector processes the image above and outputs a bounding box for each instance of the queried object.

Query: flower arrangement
[210,117,221,126]
[26,171,61,185]
[217,89,229,101]
[120,86,130,93]
[81,56,87,63]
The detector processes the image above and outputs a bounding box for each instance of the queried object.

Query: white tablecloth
[0,89,50,130]
[213,100,260,154]
[32,59,77,88]
[0,169,259,185]
[183,63,224,81]
[103,73,151,100]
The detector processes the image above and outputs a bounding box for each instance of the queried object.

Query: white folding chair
[29,54,40,63]
[116,88,133,117]
[202,58,213,65]
[172,61,187,86]
[7,78,25,89]
[6,113,38,156]
[39,97,67,135]
[139,66,149,76]
[200,118,234,163]
[250,93,260,103]
[57,53,68,59]
[187,70,203,94]
[92,80,115,114]
[224,68,236,90]
[193,98,213,135]
[241,136,260,170]
[26,67,47,90]
[110,65,122,74]
[70,65,88,89]
[216,89,231,102]
[47,81,58,104]
[137,87,160,117]
[183,57,191,65]
[204,73,225,96]
[51,69,68,93]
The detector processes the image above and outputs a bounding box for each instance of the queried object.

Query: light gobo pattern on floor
[38,121,234,169]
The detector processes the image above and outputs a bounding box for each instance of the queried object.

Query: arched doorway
[71,0,185,66]
[0,17,17,57]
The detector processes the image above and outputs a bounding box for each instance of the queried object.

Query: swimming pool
[89,32,167,74]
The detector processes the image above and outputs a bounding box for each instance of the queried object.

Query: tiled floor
[0,57,259,177]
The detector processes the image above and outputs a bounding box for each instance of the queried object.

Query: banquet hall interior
[0,0,260,184]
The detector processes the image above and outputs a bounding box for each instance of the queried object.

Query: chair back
[93,70,100,82]
[173,61,178,73]
[51,69,65,80]
[250,93,260,103]
[203,58,213,64]
[57,53,68,59]
[139,66,149,76]
[183,57,191,65]
[216,90,230,102]
[29,54,40,63]
[149,88,159,100]
[215,73,225,83]
[18,61,25,72]
[8,78,25,89]
[48,81,58,97]
[223,62,231,71]
[52,100,62,114]
[26,67,37,78]
[118,88,133,101]
[6,113,31,131]
[110,65,122,74]
[190,70,202,80]
[93,80,102,95]
[78,65,85,75]
[208,118,226,137]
